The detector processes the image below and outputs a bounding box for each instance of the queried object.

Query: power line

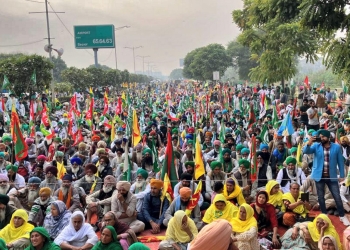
[0,39,45,47]
[99,49,114,63]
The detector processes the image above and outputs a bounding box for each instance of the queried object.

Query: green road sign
[74,25,115,49]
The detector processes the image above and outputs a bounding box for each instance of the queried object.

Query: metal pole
[45,0,54,105]
[93,48,98,67]
[114,46,118,70]
[133,47,136,73]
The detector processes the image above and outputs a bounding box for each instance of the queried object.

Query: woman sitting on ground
[280,214,342,250]
[319,235,340,250]
[0,209,34,249]
[202,194,238,225]
[223,178,246,206]
[91,226,122,250]
[159,210,198,250]
[230,203,260,250]
[250,190,280,248]
[265,180,283,220]
[25,227,60,250]
[43,200,71,240]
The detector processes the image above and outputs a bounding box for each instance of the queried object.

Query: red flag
[250,135,257,182]
[11,107,28,161]
[41,104,50,127]
[72,129,83,146]
[103,92,109,115]
[304,76,310,89]
[86,97,94,121]
[247,104,256,129]
[116,97,122,115]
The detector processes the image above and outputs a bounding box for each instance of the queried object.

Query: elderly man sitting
[28,187,55,226]
[53,174,81,213]
[130,168,150,213]
[6,164,25,190]
[0,194,16,229]
[111,181,145,233]
[17,176,41,211]
[39,166,62,194]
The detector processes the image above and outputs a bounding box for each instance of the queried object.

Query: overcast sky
[0,0,242,76]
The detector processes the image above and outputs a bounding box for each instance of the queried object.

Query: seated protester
[28,187,54,226]
[230,204,260,250]
[206,161,226,200]
[86,175,117,224]
[222,148,238,176]
[66,156,84,182]
[272,142,290,167]
[140,148,155,176]
[111,181,145,234]
[240,148,251,160]
[253,151,273,192]
[138,179,169,234]
[319,236,341,250]
[26,227,61,250]
[0,152,11,174]
[250,191,280,248]
[28,163,45,181]
[53,174,81,213]
[164,187,202,229]
[14,159,31,183]
[117,162,138,182]
[159,210,198,250]
[43,200,71,240]
[0,209,34,249]
[0,174,17,204]
[17,177,41,211]
[223,177,246,206]
[72,142,90,165]
[233,159,252,202]
[97,156,113,180]
[281,182,312,227]
[128,242,151,250]
[111,148,125,174]
[74,163,102,196]
[265,180,283,220]
[52,151,67,174]
[39,166,62,195]
[54,211,98,249]
[210,181,224,203]
[102,211,138,250]
[91,226,122,250]
[130,169,151,213]
[280,214,342,250]
[130,144,142,167]
[0,194,16,230]
[276,156,306,193]
[204,140,222,164]
[202,194,238,225]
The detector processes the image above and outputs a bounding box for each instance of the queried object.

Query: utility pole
[124,46,142,73]
[136,55,150,74]
[144,62,154,76]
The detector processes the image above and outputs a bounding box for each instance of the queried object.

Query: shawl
[0,209,34,244]
[223,178,245,205]
[166,210,198,243]
[128,242,151,250]
[202,194,238,224]
[308,214,342,250]
[25,227,61,250]
[230,203,257,233]
[58,186,72,208]
[266,180,283,207]
[105,211,130,234]
[318,235,341,250]
[0,238,7,250]
[91,226,122,250]
[281,191,308,216]
[44,200,72,239]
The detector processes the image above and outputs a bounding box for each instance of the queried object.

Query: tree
[104,69,122,87]
[88,64,113,71]
[86,67,106,87]
[169,68,184,80]
[120,70,130,83]
[61,67,92,91]
[0,54,53,96]
[226,40,258,80]
[52,56,67,83]
[0,53,25,61]
[54,82,73,93]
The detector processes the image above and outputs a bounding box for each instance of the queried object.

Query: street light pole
[114,26,130,70]
[124,46,142,73]
[136,55,150,74]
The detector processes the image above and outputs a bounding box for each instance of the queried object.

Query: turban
[37,155,46,161]
[143,131,149,137]
[45,166,58,177]
[97,141,107,148]
[205,131,213,137]
[241,148,250,154]
[179,187,192,199]
[0,152,4,158]
[308,129,315,135]
[78,142,86,149]
[312,131,318,137]
[39,187,51,196]
[53,137,62,142]
[62,138,71,144]
[135,144,142,150]
[91,135,101,141]
[290,147,298,154]
[185,161,195,168]
[150,179,163,189]
[285,156,297,165]
[341,136,349,143]
[185,134,193,140]
[6,164,18,173]
[226,178,235,185]
[171,128,179,134]
[299,131,305,136]
[187,139,193,145]
[188,127,195,134]
[0,173,9,182]
[85,164,97,174]
[36,132,43,137]
[318,129,330,138]
[238,159,250,169]
[55,151,64,157]
[28,177,41,185]
[137,168,149,179]
[210,161,222,170]
[0,194,9,205]
[104,175,117,186]
[149,131,157,136]
[96,148,106,154]
[142,148,152,155]
[236,144,244,152]
[117,181,131,191]
[259,143,268,151]
[62,174,73,182]
[25,138,34,144]
[70,157,83,165]
[2,135,11,143]
[222,148,231,156]
[213,140,221,146]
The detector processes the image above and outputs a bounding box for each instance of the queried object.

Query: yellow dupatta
[202,194,238,223]
[308,214,343,250]
[266,180,283,207]
[281,191,308,217]
[166,210,198,243]
[230,203,257,233]
[223,178,245,205]
[0,209,34,244]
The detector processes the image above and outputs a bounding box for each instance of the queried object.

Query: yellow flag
[194,133,205,179]
[111,116,115,141]
[296,142,302,166]
[161,173,173,203]
[185,181,202,216]
[57,161,66,180]
[132,109,141,147]
[121,92,126,100]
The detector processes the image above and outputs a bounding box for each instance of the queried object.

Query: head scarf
[265,180,283,207]
[93,226,122,250]
[27,227,60,250]
[43,200,72,239]
[116,181,131,191]
[150,179,163,189]
[166,210,198,243]
[255,190,269,209]
[318,235,340,250]
[190,219,232,250]
[202,194,238,224]
[179,187,192,199]
[230,204,257,233]
[0,209,34,244]
[128,242,150,250]
[223,178,242,202]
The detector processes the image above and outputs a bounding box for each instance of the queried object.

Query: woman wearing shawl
[128,242,150,250]
[223,178,245,206]
[266,180,283,212]
[91,226,122,250]
[159,210,198,250]
[281,182,312,227]
[54,210,98,248]
[230,203,260,250]
[43,200,71,239]
[250,190,280,248]
[202,194,238,224]
[25,227,60,250]
[0,209,34,250]
[319,235,340,250]
[280,214,342,250]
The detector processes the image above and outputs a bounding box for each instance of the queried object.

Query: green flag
[272,106,279,129]
[219,119,225,144]
[31,70,36,85]
[259,124,269,143]
[2,75,10,90]
[151,137,160,172]
[122,145,133,181]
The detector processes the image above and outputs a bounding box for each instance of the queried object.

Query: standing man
[303,129,350,226]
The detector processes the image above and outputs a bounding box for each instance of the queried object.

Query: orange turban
[39,187,51,196]
[91,135,101,142]
[341,136,349,143]
[179,187,192,199]
[150,179,163,189]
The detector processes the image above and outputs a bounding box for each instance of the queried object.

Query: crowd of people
[0,81,348,250]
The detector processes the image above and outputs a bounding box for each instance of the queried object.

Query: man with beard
[6,164,25,190]
[31,155,46,174]
[276,156,306,194]
[71,142,89,165]
[0,152,11,174]
[233,159,252,202]
[140,148,154,174]
[111,181,145,233]
[250,152,273,201]
[28,163,45,181]
[130,168,150,213]
[138,179,169,234]
[97,155,113,180]
[259,143,277,177]
[52,151,67,173]
[163,187,202,229]
[74,163,102,196]
[0,194,16,229]
[28,187,54,226]
[17,177,41,211]
[53,174,81,212]
[131,144,142,167]
[206,161,226,200]
[39,166,62,194]
[304,129,350,226]
[340,136,350,162]
[272,142,289,168]
[221,148,238,176]
[86,175,117,224]
[66,156,84,181]
[204,140,221,165]
[111,148,125,174]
